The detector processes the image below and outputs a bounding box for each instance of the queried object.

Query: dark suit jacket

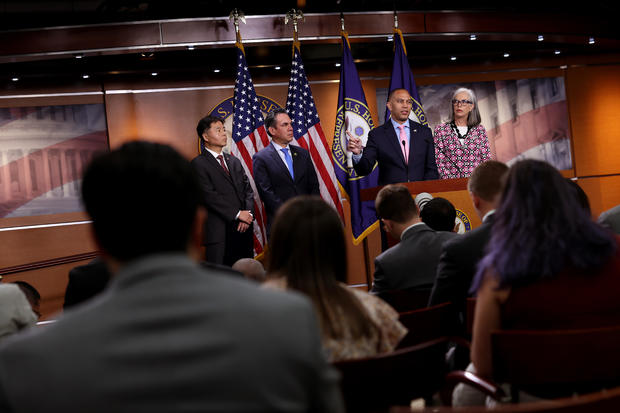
[371,223,456,294]
[429,214,495,309]
[0,255,343,412]
[252,143,320,234]
[191,152,254,264]
[354,119,439,185]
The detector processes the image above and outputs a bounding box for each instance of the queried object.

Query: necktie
[281,147,294,179]
[216,155,230,175]
[398,124,409,164]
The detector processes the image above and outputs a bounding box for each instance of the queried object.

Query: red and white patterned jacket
[433,122,492,179]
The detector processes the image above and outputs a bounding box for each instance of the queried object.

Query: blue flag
[385,28,428,126]
[331,32,379,243]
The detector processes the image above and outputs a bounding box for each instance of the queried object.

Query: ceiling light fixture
[503,53,510,58]
[274,66,281,70]
[335,63,341,67]
[450,56,457,61]
[74,54,84,59]
[11,77,18,82]
[589,37,595,45]
[187,45,195,50]
[82,74,89,79]
[470,34,477,41]
[213,69,221,73]
[538,35,544,42]
[554,50,561,55]
[151,72,158,76]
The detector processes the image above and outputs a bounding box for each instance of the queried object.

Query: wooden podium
[355,178,482,289]
[360,177,481,232]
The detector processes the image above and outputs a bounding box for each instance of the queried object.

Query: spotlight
[589,37,595,45]
[537,35,544,42]
[151,72,158,76]
[82,74,90,79]
[187,46,195,50]
[213,69,221,73]
[11,77,18,82]
[450,56,457,61]
[274,66,281,70]
[470,34,476,41]
[554,50,561,55]
[335,63,341,67]
[503,53,510,58]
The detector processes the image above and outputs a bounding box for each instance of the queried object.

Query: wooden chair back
[375,287,432,313]
[492,325,620,399]
[397,303,458,349]
[333,337,449,412]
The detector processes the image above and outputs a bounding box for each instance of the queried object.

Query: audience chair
[375,286,433,313]
[397,303,463,349]
[465,297,476,337]
[333,337,449,413]
[389,384,620,412]
[441,325,620,405]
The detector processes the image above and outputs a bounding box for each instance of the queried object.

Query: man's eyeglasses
[452,99,473,106]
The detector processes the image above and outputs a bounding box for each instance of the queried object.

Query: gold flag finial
[285,9,304,43]
[229,9,246,39]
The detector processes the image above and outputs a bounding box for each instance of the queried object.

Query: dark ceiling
[0,1,618,89]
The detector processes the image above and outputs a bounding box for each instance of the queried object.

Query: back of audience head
[420,197,456,232]
[467,160,509,218]
[267,196,377,341]
[473,159,616,291]
[375,184,419,239]
[232,258,266,283]
[12,281,41,318]
[81,141,203,264]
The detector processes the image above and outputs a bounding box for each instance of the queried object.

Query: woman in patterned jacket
[433,87,492,179]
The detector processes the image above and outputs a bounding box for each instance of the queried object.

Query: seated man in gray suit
[0,141,342,413]
[371,184,457,294]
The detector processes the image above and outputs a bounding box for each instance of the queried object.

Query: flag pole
[340,11,373,290]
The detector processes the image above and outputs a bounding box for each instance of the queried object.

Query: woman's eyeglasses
[452,99,473,106]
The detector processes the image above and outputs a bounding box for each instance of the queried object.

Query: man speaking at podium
[347,88,439,185]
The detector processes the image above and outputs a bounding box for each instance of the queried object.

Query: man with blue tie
[253,108,320,236]
[347,88,439,185]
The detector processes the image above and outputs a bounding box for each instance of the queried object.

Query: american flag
[231,42,269,257]
[286,43,344,219]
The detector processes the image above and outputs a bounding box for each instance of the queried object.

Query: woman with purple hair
[456,159,620,405]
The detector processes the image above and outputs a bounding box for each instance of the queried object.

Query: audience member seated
[264,196,406,362]
[0,141,343,413]
[371,185,457,294]
[420,197,457,232]
[429,160,508,318]
[454,159,620,406]
[12,281,41,319]
[598,204,620,235]
[0,284,37,343]
[232,258,266,283]
[64,257,111,309]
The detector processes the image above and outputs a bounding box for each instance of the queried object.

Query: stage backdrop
[378,76,572,170]
[0,104,108,218]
